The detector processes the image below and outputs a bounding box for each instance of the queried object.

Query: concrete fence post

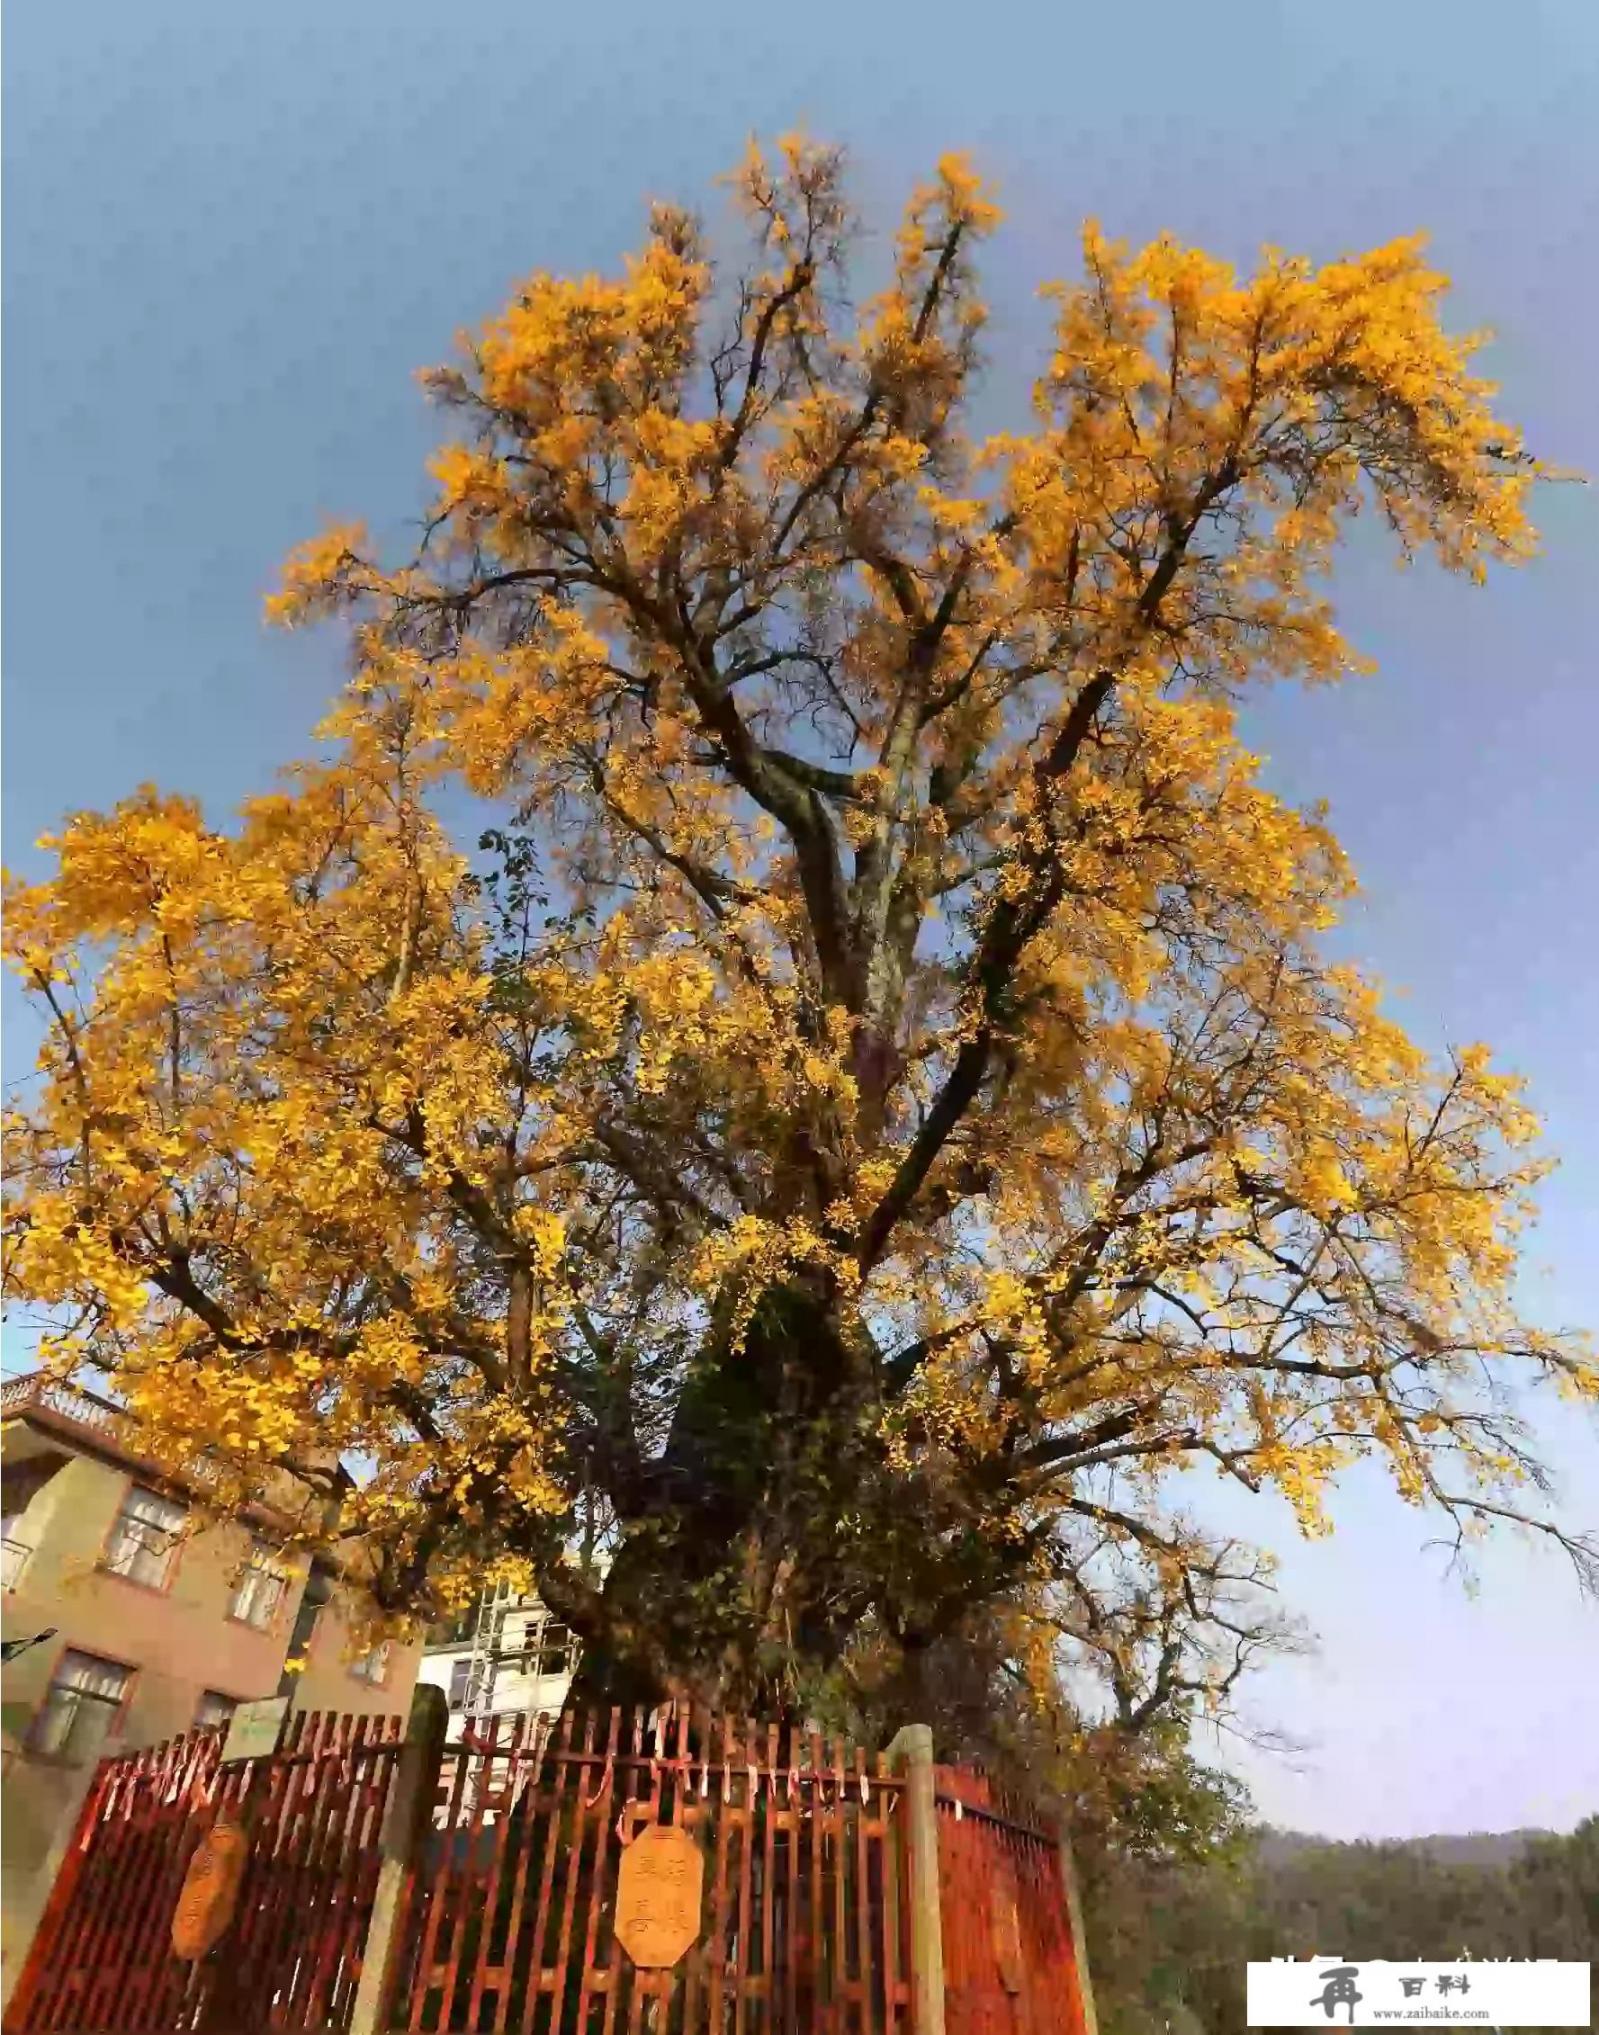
[1056,1822,1101,2035]
[886,1724,946,2035]
[349,1683,448,2035]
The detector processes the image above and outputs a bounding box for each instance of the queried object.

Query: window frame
[349,1641,391,1688]
[99,1481,187,1594]
[227,1549,291,1632]
[526,1615,575,1679]
[193,1689,239,1735]
[30,1647,135,1764]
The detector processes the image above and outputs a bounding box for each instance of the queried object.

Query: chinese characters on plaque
[613,1823,704,1969]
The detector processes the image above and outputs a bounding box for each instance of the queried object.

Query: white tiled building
[414,1583,577,1741]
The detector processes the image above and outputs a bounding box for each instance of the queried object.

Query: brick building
[0,1369,421,1988]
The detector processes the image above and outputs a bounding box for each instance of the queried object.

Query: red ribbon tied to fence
[585,1750,615,1810]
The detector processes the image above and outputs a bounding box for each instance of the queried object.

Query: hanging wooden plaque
[171,1811,249,1961]
[613,1823,704,1969]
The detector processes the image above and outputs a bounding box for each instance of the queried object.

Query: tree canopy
[5,140,1592,1726]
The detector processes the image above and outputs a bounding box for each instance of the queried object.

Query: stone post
[349,1683,448,2035]
[886,1724,946,2035]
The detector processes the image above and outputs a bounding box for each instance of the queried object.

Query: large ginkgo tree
[6,141,1591,1727]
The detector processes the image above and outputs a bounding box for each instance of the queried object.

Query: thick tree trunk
[546,1276,879,1720]
[537,1273,1041,1727]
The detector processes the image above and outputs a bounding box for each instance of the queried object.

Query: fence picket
[551,1708,595,2035]
[852,1747,872,2035]
[704,1711,732,2035]
[732,1719,756,2035]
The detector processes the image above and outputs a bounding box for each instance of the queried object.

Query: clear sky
[4,0,1595,1838]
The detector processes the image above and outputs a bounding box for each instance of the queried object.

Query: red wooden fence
[5,1710,402,2035]
[391,1705,912,2035]
[933,1768,1088,2035]
[5,1702,1092,2035]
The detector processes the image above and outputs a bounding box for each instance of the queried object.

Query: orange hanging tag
[171,1811,249,1961]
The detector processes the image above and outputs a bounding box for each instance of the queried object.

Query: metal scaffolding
[443,1584,577,1727]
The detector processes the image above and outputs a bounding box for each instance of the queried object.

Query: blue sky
[4,0,1595,1837]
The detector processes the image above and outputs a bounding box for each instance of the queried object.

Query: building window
[528,1618,574,1677]
[32,1650,132,1762]
[194,1690,237,1735]
[1,1534,30,1592]
[229,1552,289,1630]
[102,1484,185,1590]
[350,1642,390,1686]
[447,1659,472,1713]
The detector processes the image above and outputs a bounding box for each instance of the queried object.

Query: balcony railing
[2,1537,33,1591]
[2,1371,128,1444]
[1,1371,219,1489]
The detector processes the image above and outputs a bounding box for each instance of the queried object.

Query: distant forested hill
[1256,1827,1545,1871]
[1083,1815,1598,2034]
